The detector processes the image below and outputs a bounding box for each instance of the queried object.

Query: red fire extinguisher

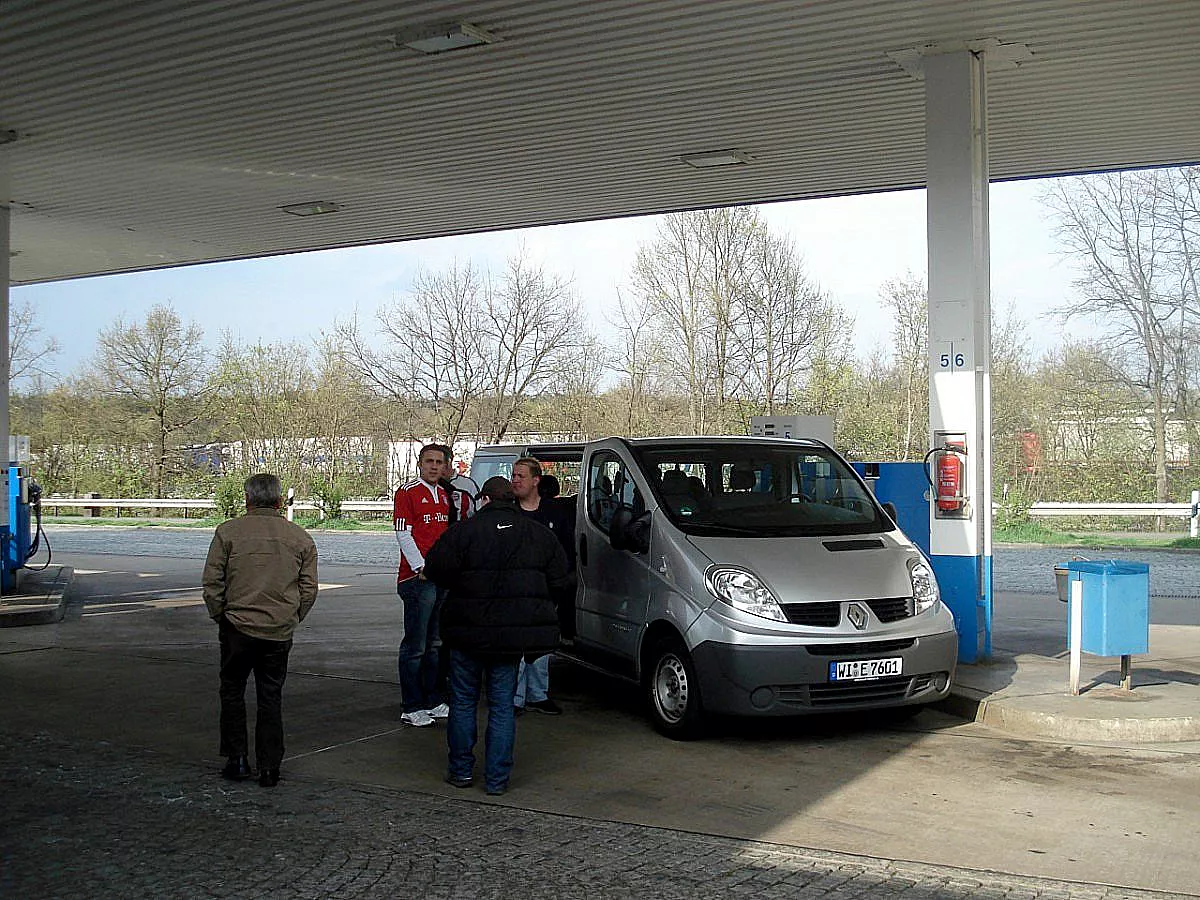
[924,434,967,516]
[935,444,964,512]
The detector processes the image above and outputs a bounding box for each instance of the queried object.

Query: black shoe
[444,773,473,789]
[527,698,562,715]
[259,768,280,788]
[486,784,507,796]
[221,755,252,781]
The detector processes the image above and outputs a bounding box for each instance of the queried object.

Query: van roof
[474,436,828,454]
[625,435,825,446]
[472,442,586,456]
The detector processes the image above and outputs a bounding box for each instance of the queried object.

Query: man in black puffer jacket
[423,476,573,796]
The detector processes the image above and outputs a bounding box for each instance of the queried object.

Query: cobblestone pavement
[2,733,1189,900]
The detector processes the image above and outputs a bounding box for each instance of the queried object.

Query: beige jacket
[202,507,319,641]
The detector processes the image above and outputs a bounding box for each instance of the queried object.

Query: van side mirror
[882,501,898,523]
[609,507,650,554]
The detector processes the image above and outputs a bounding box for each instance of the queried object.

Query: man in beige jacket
[202,473,318,787]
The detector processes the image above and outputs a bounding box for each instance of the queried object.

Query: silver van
[471,436,958,738]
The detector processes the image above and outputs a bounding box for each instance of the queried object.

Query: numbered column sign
[935,342,969,372]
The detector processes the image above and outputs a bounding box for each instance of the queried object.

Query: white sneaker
[401,709,435,727]
[425,703,450,720]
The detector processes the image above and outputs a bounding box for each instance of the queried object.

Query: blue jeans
[514,654,550,706]
[397,578,442,713]
[446,649,519,792]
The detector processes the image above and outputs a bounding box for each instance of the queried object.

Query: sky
[13,177,1083,383]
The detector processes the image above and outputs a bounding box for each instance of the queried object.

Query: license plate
[829,657,903,681]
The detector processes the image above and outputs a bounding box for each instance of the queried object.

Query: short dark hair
[538,474,560,499]
[479,476,516,503]
[418,443,447,464]
[244,473,282,509]
[437,443,454,461]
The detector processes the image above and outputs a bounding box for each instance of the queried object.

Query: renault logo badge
[847,602,869,631]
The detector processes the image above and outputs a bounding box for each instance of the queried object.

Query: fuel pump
[2,463,49,591]
[923,432,968,519]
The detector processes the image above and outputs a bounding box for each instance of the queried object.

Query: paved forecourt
[3,729,1186,900]
[3,534,1200,895]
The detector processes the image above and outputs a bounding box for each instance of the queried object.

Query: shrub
[214,474,247,520]
[309,478,346,520]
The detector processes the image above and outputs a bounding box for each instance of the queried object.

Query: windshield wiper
[685,522,770,536]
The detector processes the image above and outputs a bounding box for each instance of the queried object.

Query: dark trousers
[446,650,519,793]
[219,617,292,770]
[397,578,443,713]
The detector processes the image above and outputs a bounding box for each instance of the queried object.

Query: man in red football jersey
[393,443,468,727]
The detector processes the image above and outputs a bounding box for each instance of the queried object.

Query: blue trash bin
[1065,560,1150,656]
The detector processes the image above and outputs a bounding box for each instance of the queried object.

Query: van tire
[645,640,704,740]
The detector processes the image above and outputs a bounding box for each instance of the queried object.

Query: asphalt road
[42,524,1200,596]
[5,546,1200,896]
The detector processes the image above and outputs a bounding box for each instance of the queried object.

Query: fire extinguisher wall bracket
[930,431,969,519]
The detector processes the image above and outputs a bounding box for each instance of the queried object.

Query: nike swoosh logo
[497,524,513,529]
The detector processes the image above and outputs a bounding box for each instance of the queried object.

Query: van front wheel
[646,641,704,740]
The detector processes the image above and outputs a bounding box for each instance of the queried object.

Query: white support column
[925,49,993,663]
[0,201,10,539]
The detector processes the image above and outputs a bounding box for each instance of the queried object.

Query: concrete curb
[0,565,74,627]
[939,685,1200,743]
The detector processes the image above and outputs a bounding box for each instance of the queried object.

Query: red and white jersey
[393,478,468,582]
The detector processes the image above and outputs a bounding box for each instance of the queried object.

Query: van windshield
[635,443,890,537]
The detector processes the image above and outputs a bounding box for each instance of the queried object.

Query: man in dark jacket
[422,476,572,796]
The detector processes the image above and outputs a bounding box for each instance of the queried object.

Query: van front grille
[781,602,840,627]
[804,639,915,657]
[866,597,913,622]
[808,675,914,706]
[773,673,944,709]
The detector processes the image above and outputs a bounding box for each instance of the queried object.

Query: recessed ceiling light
[395,22,498,55]
[279,201,342,217]
[680,150,752,169]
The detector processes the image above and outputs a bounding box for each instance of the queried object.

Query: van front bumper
[690,630,958,717]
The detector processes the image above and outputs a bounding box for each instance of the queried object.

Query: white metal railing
[44,497,216,510]
[42,496,393,517]
[1028,491,1200,538]
[42,492,1200,536]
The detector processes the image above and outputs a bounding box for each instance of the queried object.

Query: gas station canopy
[5,0,1198,285]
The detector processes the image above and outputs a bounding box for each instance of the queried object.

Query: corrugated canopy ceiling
[4,0,1199,285]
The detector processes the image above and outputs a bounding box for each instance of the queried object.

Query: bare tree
[607,287,665,436]
[879,273,928,460]
[340,252,586,445]
[1154,166,1200,463]
[337,262,489,445]
[730,231,835,419]
[631,207,842,434]
[631,209,755,432]
[1044,170,1197,508]
[477,251,585,441]
[93,304,211,498]
[214,335,313,485]
[9,299,60,386]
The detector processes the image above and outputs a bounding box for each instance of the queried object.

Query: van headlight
[704,566,788,622]
[909,559,940,614]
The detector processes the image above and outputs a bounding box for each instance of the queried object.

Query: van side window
[654,463,712,518]
[588,452,637,533]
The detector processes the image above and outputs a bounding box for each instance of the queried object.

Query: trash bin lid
[1065,560,1149,576]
